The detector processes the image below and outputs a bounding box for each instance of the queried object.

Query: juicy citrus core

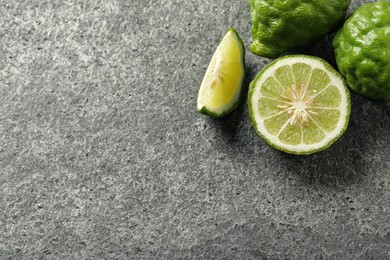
[248,55,351,155]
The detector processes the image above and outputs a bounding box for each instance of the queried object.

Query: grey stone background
[1,0,390,259]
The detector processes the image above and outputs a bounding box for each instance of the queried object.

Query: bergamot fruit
[333,1,390,105]
[248,55,351,155]
[249,0,351,58]
[197,28,245,118]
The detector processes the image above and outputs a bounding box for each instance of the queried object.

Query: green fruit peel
[249,0,351,58]
[333,1,390,105]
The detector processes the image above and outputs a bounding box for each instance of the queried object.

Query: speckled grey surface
[1,0,390,259]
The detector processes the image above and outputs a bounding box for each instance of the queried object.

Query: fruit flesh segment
[259,63,342,145]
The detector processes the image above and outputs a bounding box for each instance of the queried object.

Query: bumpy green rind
[197,28,246,118]
[248,55,351,155]
[333,1,390,105]
[248,0,351,58]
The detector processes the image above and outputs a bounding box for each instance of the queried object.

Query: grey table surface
[1,0,390,259]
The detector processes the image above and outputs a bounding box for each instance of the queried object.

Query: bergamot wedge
[197,28,245,118]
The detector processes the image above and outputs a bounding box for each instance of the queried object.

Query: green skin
[249,0,351,58]
[333,1,390,106]
[197,28,246,118]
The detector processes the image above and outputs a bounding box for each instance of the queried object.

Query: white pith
[251,56,349,153]
[196,31,245,115]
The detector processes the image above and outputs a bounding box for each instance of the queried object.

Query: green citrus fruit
[249,0,351,58]
[248,55,351,155]
[197,28,245,118]
[333,1,390,105]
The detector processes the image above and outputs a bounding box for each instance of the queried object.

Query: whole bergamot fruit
[333,1,390,105]
[249,0,351,58]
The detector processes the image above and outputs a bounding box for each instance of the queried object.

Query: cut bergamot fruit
[197,28,245,118]
[248,55,351,155]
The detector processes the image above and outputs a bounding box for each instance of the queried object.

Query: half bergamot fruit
[197,28,245,118]
[248,55,351,155]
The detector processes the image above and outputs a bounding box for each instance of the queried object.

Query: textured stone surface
[1,0,390,259]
